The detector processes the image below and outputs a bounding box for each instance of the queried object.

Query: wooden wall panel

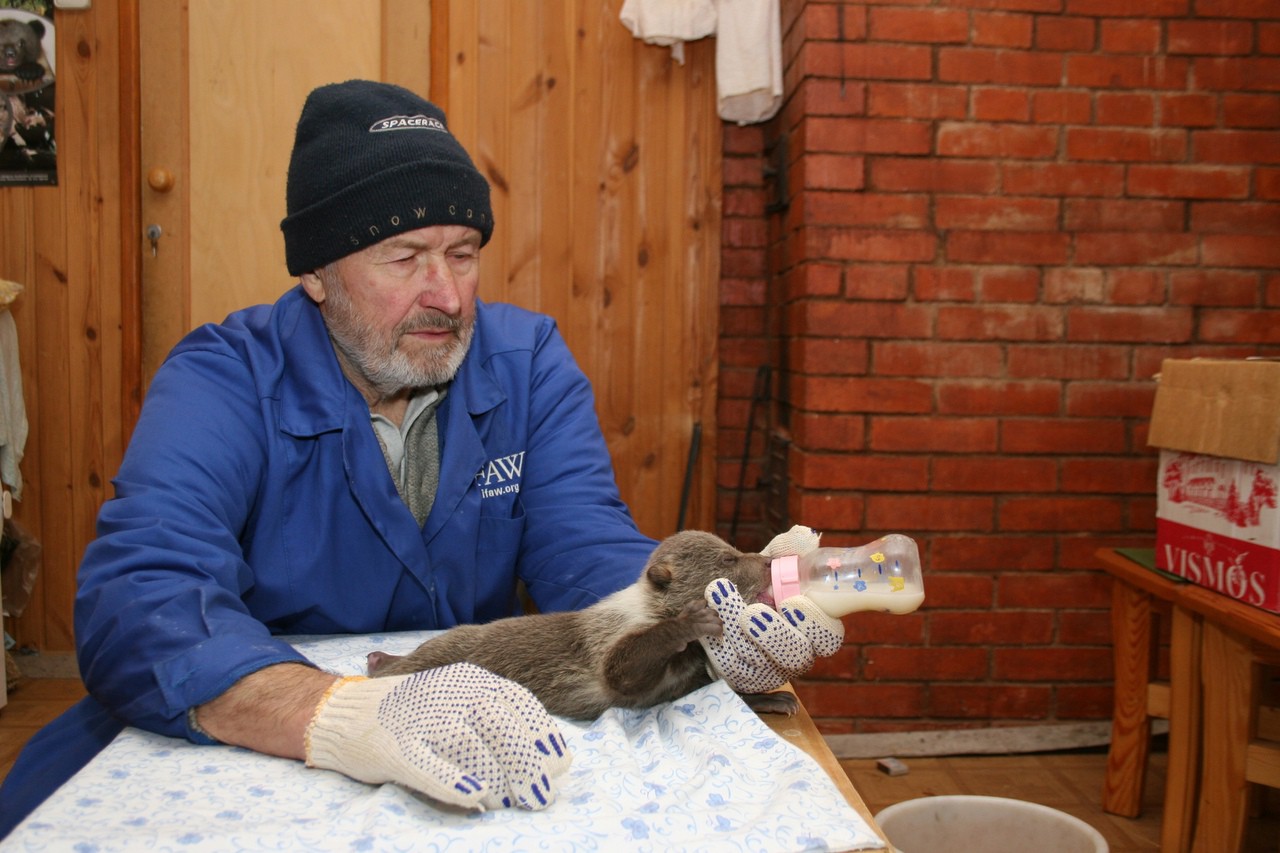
[381,0,433,91]
[186,3,381,330]
[1,0,128,652]
[440,1,721,539]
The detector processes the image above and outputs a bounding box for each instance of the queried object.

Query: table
[761,684,891,846]
[1097,548,1280,853]
[8,631,890,852]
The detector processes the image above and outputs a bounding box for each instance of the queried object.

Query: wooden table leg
[1161,605,1200,853]
[1104,578,1156,817]
[1193,621,1255,853]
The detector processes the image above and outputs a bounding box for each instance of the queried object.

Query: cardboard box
[1148,358,1280,613]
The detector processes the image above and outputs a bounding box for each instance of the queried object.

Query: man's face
[302,224,482,397]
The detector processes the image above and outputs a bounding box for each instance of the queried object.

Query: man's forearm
[194,663,338,759]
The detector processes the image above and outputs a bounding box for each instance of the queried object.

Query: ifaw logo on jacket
[475,451,525,499]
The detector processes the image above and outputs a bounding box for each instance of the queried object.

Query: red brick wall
[718,0,1280,734]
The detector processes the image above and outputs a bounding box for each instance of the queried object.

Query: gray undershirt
[370,387,445,525]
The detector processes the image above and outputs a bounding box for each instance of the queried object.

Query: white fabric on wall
[620,0,717,64]
[619,0,783,125]
[715,0,783,125]
[0,309,28,501]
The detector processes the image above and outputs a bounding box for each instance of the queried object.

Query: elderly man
[0,80,841,837]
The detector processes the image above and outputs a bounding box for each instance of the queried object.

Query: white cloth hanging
[619,0,717,65]
[0,307,28,501]
[619,0,783,125]
[715,0,783,125]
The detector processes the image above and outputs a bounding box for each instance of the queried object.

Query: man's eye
[377,256,417,271]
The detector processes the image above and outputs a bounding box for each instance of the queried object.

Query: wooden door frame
[427,1,449,109]
[118,0,142,437]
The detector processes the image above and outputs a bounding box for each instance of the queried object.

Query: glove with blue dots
[699,525,845,694]
[305,662,571,811]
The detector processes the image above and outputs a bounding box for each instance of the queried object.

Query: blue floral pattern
[9,632,885,852]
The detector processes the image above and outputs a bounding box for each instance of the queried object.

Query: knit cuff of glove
[304,675,370,768]
[186,706,222,746]
[761,525,820,559]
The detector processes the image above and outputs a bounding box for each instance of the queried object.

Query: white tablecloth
[9,631,885,852]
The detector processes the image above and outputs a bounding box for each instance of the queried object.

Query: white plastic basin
[874,794,1109,853]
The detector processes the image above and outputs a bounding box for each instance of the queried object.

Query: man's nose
[416,258,462,315]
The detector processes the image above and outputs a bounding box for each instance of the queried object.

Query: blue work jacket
[0,286,656,836]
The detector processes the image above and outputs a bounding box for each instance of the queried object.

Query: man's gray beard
[321,272,474,394]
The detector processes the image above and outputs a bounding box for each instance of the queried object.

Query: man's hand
[305,663,571,811]
[700,580,845,693]
[699,525,845,693]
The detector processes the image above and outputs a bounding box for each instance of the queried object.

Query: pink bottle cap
[772,554,802,603]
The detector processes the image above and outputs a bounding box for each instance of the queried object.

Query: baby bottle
[772,534,924,617]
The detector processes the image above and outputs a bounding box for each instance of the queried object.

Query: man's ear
[299,270,326,304]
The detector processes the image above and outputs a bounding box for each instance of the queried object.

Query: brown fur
[367,530,796,719]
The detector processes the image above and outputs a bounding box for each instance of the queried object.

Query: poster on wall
[0,0,56,186]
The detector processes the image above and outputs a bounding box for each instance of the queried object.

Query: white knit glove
[700,525,845,693]
[305,663,572,811]
[759,524,824,562]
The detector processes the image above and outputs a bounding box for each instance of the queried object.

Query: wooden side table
[1175,584,1280,852]
[1097,548,1200,853]
[1098,547,1280,852]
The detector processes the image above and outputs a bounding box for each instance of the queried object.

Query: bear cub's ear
[645,560,675,589]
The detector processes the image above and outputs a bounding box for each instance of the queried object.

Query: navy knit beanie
[280,80,493,276]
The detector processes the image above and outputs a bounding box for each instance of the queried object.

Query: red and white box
[1149,358,1280,613]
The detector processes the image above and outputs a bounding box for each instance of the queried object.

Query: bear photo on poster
[0,1,56,185]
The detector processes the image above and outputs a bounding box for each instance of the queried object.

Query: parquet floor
[842,751,1165,852]
[0,676,86,783]
[843,749,1278,852]
[2,676,1277,850]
